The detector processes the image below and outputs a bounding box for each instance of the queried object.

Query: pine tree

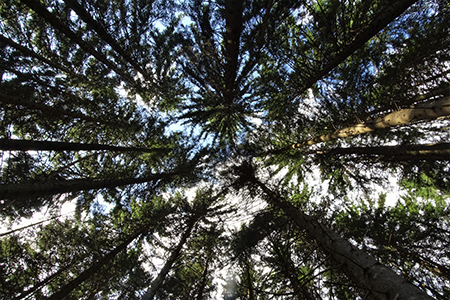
[1,0,449,298]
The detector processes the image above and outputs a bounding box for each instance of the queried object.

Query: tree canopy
[1,0,449,299]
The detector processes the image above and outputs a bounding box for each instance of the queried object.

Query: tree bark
[0,92,114,126]
[273,96,450,153]
[0,171,182,202]
[249,175,433,300]
[0,138,170,154]
[46,226,148,300]
[224,0,243,105]
[20,0,137,87]
[62,0,151,82]
[297,0,418,96]
[142,215,200,300]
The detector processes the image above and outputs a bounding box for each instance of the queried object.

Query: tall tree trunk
[0,92,113,125]
[0,138,170,153]
[270,97,450,154]
[272,243,313,300]
[247,174,433,300]
[223,0,243,105]
[62,0,151,82]
[0,34,75,75]
[313,142,450,161]
[20,0,137,87]
[195,249,212,300]
[46,226,148,300]
[0,171,183,202]
[14,263,73,300]
[142,215,200,300]
[297,0,418,96]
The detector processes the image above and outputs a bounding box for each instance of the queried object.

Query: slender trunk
[0,213,71,237]
[0,171,182,202]
[0,92,113,126]
[224,0,243,105]
[20,0,137,87]
[0,138,170,154]
[272,244,313,300]
[195,247,213,300]
[313,142,450,161]
[249,176,433,300]
[244,258,256,300]
[297,0,418,96]
[0,35,74,75]
[63,0,151,82]
[46,226,148,300]
[14,263,73,300]
[142,216,199,300]
[272,97,450,153]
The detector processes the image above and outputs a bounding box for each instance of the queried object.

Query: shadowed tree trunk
[46,225,149,300]
[63,0,152,82]
[0,171,183,203]
[243,167,433,300]
[0,138,170,153]
[142,215,200,300]
[20,0,137,87]
[297,0,418,96]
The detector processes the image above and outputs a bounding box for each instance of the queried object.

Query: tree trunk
[195,248,213,300]
[224,0,243,105]
[14,263,73,300]
[249,175,433,300]
[278,96,450,152]
[142,215,200,300]
[46,226,148,300]
[298,0,418,96]
[0,34,74,75]
[313,142,450,161]
[0,171,182,202]
[20,0,137,87]
[0,138,170,154]
[62,0,151,82]
[0,92,113,125]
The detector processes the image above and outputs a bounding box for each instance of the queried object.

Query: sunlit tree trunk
[280,97,450,151]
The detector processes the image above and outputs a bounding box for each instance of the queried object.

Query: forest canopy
[1,0,449,299]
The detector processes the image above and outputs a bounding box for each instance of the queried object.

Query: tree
[1,0,449,299]
[232,161,433,300]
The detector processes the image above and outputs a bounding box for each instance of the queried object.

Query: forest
[0,0,449,299]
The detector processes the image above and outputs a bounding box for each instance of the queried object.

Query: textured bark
[20,0,136,86]
[63,0,151,81]
[250,176,433,300]
[0,172,182,201]
[298,0,418,96]
[142,216,199,300]
[46,226,148,300]
[0,138,169,153]
[283,97,450,151]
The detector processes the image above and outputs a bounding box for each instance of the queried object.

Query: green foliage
[1,0,449,298]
